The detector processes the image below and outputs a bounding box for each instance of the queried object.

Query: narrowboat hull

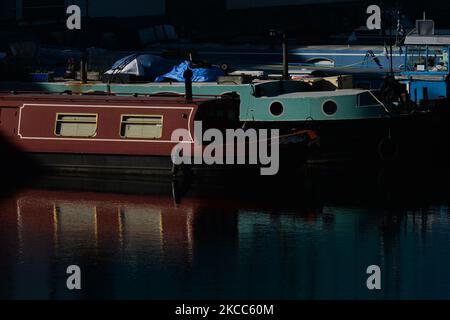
[0,94,194,176]
[248,113,447,163]
[0,93,318,177]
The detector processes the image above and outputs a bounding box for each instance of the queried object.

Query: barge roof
[0,92,220,104]
[259,89,366,99]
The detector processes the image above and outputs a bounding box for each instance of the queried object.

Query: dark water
[1,165,450,300]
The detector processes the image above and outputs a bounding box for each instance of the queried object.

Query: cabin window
[55,114,97,137]
[427,46,449,72]
[120,115,163,139]
[406,45,427,71]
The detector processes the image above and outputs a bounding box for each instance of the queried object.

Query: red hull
[0,92,317,175]
[0,93,208,157]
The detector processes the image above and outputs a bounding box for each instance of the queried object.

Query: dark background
[1,0,450,49]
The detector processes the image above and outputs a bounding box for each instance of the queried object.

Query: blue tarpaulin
[106,54,172,80]
[155,61,224,82]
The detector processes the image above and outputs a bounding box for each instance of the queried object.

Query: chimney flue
[183,67,193,103]
[80,51,88,84]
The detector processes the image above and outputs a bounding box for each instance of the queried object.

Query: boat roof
[0,91,222,104]
[405,34,450,45]
[259,89,367,99]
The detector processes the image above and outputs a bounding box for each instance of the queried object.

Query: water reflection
[1,171,450,300]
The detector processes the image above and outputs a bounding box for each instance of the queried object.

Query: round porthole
[322,100,337,115]
[269,102,284,116]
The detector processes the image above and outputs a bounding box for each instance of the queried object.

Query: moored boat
[0,76,430,162]
[0,90,318,177]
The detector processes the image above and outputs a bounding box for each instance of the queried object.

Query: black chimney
[183,67,193,103]
[80,51,88,84]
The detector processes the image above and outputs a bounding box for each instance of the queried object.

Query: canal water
[1,164,450,300]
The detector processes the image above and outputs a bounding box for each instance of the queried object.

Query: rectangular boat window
[407,45,427,71]
[55,114,97,137]
[120,115,163,139]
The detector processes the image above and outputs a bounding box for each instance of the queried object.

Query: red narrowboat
[0,91,317,176]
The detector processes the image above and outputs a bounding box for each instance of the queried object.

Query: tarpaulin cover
[105,54,172,80]
[155,61,224,82]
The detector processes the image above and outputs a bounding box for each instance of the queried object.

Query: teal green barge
[0,79,390,123]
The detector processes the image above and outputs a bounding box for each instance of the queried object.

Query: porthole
[269,102,284,116]
[322,100,337,115]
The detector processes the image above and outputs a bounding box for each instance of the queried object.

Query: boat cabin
[402,32,450,104]
[0,92,238,167]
